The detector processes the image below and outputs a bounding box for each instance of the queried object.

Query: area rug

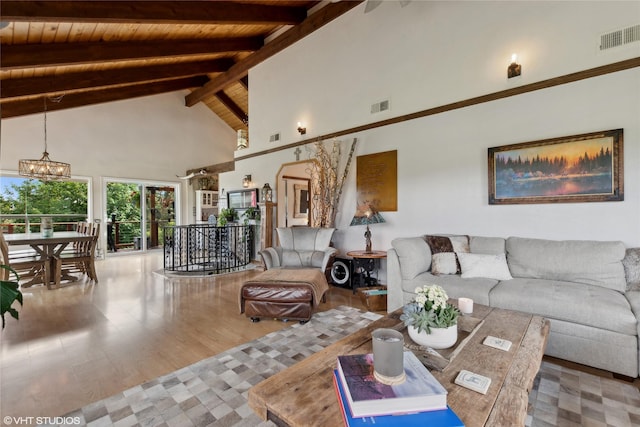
[54,306,382,427]
[526,361,640,427]
[52,306,639,427]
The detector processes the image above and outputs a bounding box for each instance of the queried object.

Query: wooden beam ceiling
[215,91,248,125]
[0,38,262,70]
[0,0,361,132]
[1,77,209,118]
[0,1,308,25]
[1,59,233,99]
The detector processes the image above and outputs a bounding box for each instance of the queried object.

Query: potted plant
[242,207,260,224]
[218,207,238,226]
[400,284,459,349]
[1,265,23,329]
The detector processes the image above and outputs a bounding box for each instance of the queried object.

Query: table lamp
[350,203,385,253]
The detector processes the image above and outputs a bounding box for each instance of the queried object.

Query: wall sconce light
[297,122,306,135]
[508,54,521,79]
[242,174,252,188]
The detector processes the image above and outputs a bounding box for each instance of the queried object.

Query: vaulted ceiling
[0,1,362,131]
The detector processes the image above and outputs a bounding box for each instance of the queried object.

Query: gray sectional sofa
[387,234,640,378]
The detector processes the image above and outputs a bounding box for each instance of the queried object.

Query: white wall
[1,91,236,231]
[220,0,640,273]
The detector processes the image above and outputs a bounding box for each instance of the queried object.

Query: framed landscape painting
[488,129,623,205]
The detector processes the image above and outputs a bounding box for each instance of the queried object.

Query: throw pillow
[457,252,513,281]
[424,235,469,274]
[622,248,640,292]
[431,252,458,275]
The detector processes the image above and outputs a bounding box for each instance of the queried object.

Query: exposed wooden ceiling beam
[185,1,364,107]
[0,1,308,25]
[1,38,262,70]
[1,59,233,99]
[1,77,209,118]
[215,91,248,125]
[239,76,249,91]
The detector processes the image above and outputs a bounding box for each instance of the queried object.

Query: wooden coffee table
[249,303,549,427]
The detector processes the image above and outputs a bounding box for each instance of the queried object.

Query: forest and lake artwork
[488,129,623,204]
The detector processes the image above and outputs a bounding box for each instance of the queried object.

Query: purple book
[336,351,448,417]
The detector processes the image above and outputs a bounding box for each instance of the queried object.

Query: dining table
[4,231,94,289]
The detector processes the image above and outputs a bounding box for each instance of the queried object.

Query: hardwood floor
[0,252,369,421]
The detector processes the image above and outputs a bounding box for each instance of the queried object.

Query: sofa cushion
[391,237,431,280]
[469,236,506,255]
[457,252,513,281]
[281,249,326,268]
[490,278,637,335]
[402,272,498,306]
[277,227,335,251]
[424,235,469,274]
[506,237,627,293]
[626,291,640,344]
[431,252,459,275]
[622,248,640,292]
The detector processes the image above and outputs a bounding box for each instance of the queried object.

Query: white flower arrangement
[400,284,459,334]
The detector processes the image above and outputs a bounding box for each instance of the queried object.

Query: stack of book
[334,351,464,426]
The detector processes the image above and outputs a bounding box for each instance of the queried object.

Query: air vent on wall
[370,99,390,114]
[269,132,281,143]
[600,24,640,50]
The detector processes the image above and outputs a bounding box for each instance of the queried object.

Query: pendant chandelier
[18,96,71,181]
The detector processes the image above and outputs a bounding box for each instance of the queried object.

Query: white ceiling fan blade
[364,0,383,14]
[177,169,209,180]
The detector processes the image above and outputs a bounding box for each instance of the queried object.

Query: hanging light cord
[43,97,48,153]
[43,94,64,154]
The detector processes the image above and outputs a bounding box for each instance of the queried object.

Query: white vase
[408,324,458,349]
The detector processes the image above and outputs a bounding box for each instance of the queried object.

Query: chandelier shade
[18,96,71,181]
[18,152,71,181]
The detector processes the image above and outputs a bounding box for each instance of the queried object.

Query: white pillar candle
[458,298,474,315]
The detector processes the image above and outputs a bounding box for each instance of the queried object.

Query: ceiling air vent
[269,132,281,143]
[600,24,640,50]
[371,99,390,114]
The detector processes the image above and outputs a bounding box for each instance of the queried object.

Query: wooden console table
[249,303,549,427]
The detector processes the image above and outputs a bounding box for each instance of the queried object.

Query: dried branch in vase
[306,138,358,228]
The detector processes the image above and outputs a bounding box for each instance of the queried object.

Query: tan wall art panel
[356,150,397,212]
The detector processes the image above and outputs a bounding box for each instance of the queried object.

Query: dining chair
[0,232,46,286]
[55,223,100,283]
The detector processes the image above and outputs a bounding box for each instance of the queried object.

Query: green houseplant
[218,207,238,226]
[242,207,260,224]
[1,265,23,329]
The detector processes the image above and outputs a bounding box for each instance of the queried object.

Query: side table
[346,250,387,294]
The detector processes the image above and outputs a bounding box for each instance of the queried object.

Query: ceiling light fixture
[297,122,307,135]
[18,96,71,181]
[508,54,521,79]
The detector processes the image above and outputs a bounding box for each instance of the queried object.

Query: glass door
[106,182,143,253]
[105,180,178,254]
[145,186,175,250]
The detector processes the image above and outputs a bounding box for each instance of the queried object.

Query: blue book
[333,370,464,427]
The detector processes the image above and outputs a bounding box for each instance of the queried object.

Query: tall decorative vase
[407,324,458,349]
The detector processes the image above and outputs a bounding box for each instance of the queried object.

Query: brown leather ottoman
[239,268,329,323]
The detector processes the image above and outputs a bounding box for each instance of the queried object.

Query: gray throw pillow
[622,248,640,292]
